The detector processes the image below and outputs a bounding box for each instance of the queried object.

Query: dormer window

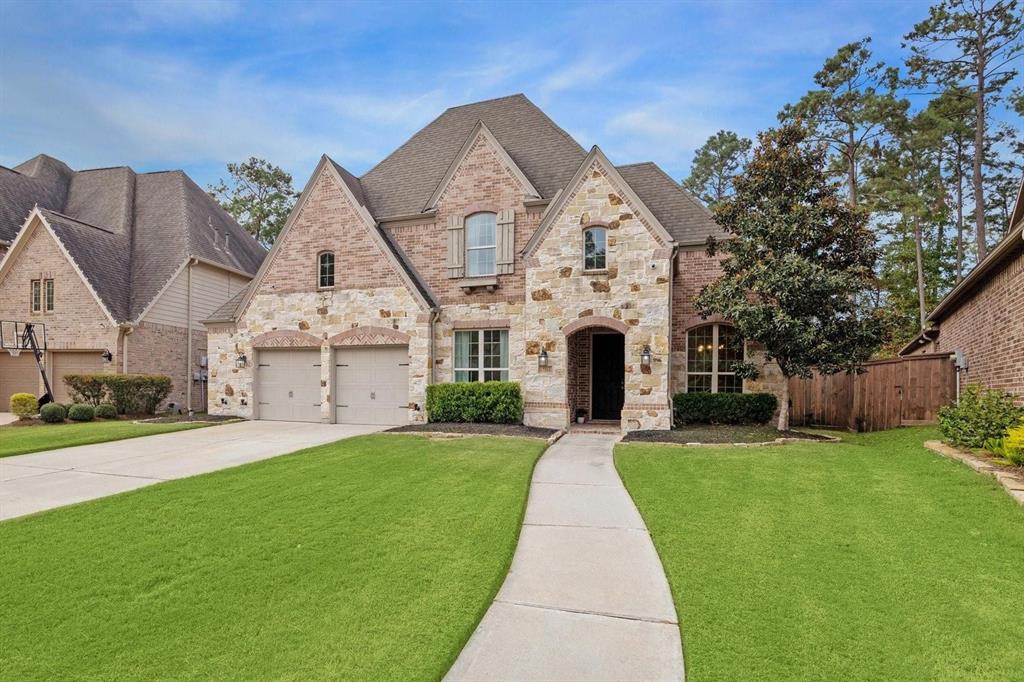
[466,212,497,276]
[318,252,335,288]
[584,227,607,271]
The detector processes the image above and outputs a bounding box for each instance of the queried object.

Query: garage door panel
[52,352,105,404]
[256,349,322,423]
[0,352,40,407]
[334,346,409,426]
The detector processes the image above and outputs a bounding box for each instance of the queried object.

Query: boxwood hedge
[673,392,778,425]
[426,381,523,424]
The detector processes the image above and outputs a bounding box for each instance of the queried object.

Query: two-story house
[0,154,266,410]
[204,94,783,431]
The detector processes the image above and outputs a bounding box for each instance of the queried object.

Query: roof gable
[423,120,540,211]
[360,94,585,219]
[523,146,676,258]
[229,156,434,323]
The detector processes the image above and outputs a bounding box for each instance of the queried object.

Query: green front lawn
[616,427,1024,681]
[0,419,215,458]
[0,434,543,680]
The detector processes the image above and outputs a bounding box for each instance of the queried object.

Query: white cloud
[125,0,240,26]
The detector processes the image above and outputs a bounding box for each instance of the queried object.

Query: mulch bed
[137,414,241,424]
[388,422,557,439]
[622,424,834,445]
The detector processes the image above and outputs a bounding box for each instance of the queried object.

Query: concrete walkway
[0,421,383,520]
[445,433,684,681]
[0,412,17,426]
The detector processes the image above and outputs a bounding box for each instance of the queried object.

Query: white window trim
[686,324,743,393]
[583,226,607,272]
[454,329,509,382]
[318,252,335,289]
[466,213,497,277]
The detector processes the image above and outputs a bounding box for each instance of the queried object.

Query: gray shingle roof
[206,285,249,324]
[615,162,721,245]
[1,155,267,323]
[359,94,587,219]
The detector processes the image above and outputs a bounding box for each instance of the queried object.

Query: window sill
[582,269,608,276]
[457,276,499,293]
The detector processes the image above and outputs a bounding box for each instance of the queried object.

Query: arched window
[466,212,497,276]
[318,252,335,288]
[687,324,742,393]
[583,226,607,271]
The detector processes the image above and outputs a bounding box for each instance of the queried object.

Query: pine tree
[696,123,888,431]
[208,158,299,247]
[682,130,752,209]
[904,0,1024,261]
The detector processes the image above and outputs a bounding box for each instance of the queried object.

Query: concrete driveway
[0,412,18,426]
[0,420,384,520]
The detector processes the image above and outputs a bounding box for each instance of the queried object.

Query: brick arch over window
[562,315,629,337]
[327,326,411,346]
[252,330,322,348]
[681,314,729,331]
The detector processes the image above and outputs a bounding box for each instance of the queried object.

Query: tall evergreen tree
[780,38,905,206]
[208,158,299,248]
[904,0,1023,261]
[682,130,752,209]
[697,124,887,431]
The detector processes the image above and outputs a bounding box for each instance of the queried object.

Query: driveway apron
[445,432,684,681]
[0,421,383,520]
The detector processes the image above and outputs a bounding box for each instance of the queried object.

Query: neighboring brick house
[0,155,266,410]
[205,94,784,431]
[900,177,1023,401]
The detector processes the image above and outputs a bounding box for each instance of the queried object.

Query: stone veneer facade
[206,135,786,431]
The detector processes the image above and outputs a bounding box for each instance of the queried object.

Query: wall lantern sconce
[538,349,549,368]
[101,349,113,362]
[235,354,248,369]
[640,345,652,368]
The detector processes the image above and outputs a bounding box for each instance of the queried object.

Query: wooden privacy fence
[788,353,955,432]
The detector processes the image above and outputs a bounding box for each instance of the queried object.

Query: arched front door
[563,316,628,424]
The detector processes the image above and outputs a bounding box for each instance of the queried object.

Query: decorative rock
[531,289,553,301]
[558,267,573,278]
[619,213,633,221]
[630,284,641,293]
[298,320,310,330]
[608,220,620,230]
[579,309,594,318]
[526,341,541,355]
[544,340,556,352]
[608,193,623,205]
[607,266,618,280]
[317,307,328,315]
[655,276,668,284]
[380,309,391,318]
[590,281,610,293]
[224,384,234,397]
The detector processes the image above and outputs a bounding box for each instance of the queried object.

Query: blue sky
[0,0,1016,191]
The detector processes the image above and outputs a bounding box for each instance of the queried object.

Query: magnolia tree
[696,123,889,431]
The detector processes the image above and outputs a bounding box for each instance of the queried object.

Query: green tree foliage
[779,38,906,206]
[208,157,299,247]
[682,130,752,208]
[696,124,888,430]
[904,0,1023,261]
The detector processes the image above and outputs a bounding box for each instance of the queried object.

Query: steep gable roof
[360,94,585,219]
[0,155,267,322]
[616,162,721,245]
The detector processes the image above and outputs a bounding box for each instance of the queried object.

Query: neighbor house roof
[0,154,267,323]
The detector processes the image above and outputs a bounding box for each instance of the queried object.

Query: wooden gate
[788,353,955,432]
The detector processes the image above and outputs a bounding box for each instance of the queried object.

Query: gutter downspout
[428,307,440,386]
[120,324,136,374]
[667,245,678,417]
[186,259,196,418]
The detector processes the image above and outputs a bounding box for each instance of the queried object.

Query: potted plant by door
[575,408,587,424]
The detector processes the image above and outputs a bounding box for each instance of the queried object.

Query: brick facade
[127,322,208,411]
[918,245,1023,399]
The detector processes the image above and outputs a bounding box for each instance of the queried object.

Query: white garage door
[0,351,40,407]
[256,349,322,422]
[51,351,105,404]
[334,346,409,426]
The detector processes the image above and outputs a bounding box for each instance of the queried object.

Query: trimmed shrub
[105,374,172,415]
[62,374,108,406]
[1002,424,1024,466]
[673,392,778,425]
[95,403,118,420]
[60,373,171,415]
[67,404,95,422]
[938,385,1024,449]
[426,381,523,424]
[39,403,66,423]
[10,393,38,419]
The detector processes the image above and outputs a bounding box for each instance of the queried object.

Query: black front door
[591,333,624,420]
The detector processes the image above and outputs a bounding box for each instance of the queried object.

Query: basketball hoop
[7,347,21,358]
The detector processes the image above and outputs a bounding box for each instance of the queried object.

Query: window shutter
[447,214,465,278]
[496,208,515,275]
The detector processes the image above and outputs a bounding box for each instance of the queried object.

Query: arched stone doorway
[563,316,628,424]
